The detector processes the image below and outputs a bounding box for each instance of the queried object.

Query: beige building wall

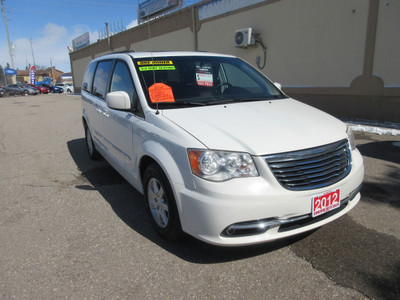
[198,0,369,87]
[70,0,400,122]
[132,27,194,52]
[373,0,400,87]
[70,56,92,91]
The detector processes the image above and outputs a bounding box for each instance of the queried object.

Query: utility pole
[30,38,36,66]
[105,22,110,38]
[1,0,16,83]
[105,22,111,50]
[50,58,55,84]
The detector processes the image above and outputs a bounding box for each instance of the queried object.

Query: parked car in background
[26,84,40,93]
[27,84,50,94]
[0,87,5,97]
[2,85,21,96]
[4,84,32,96]
[16,84,39,95]
[81,51,364,246]
[38,84,63,94]
[55,83,74,93]
[52,85,64,93]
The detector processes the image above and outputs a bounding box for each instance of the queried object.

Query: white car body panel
[162,99,346,155]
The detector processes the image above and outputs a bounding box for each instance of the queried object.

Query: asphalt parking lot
[1,94,399,299]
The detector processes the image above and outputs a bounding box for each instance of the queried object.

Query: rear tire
[143,163,183,241]
[84,125,101,160]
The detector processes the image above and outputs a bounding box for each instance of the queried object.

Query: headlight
[188,149,259,181]
[347,126,356,150]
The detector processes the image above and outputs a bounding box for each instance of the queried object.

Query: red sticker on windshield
[148,83,175,103]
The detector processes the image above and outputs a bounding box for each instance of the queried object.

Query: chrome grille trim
[264,139,351,190]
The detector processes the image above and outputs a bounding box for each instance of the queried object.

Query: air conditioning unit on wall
[234,28,256,48]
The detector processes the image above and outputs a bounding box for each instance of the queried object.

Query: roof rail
[110,50,135,54]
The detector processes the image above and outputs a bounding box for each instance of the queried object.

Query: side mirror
[274,82,282,90]
[106,91,131,110]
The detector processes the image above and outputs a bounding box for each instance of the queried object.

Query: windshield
[133,55,286,108]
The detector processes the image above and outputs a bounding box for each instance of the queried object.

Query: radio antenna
[146,19,159,114]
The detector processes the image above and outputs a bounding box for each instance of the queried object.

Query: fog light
[225,227,236,235]
[222,221,271,237]
[221,215,312,238]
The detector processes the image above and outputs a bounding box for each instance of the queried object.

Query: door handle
[96,108,109,117]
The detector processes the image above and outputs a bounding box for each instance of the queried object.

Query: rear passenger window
[82,62,97,92]
[92,60,113,99]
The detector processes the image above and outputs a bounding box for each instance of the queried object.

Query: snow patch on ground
[345,120,400,136]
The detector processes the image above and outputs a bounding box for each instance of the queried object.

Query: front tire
[143,163,183,241]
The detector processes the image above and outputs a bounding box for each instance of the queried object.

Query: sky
[0,0,201,73]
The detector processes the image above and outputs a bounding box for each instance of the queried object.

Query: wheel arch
[139,142,185,187]
[82,109,89,128]
[82,116,87,128]
[139,140,195,210]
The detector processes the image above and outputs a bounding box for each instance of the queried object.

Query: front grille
[264,139,351,191]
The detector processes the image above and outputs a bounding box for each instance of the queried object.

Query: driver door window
[110,61,137,107]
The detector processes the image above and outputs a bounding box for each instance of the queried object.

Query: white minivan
[81,51,364,246]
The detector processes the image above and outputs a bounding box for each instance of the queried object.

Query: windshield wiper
[210,97,266,105]
[212,95,285,105]
[154,101,207,107]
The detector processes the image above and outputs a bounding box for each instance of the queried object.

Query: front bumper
[176,149,364,246]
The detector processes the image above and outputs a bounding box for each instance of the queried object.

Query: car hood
[161,99,347,155]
